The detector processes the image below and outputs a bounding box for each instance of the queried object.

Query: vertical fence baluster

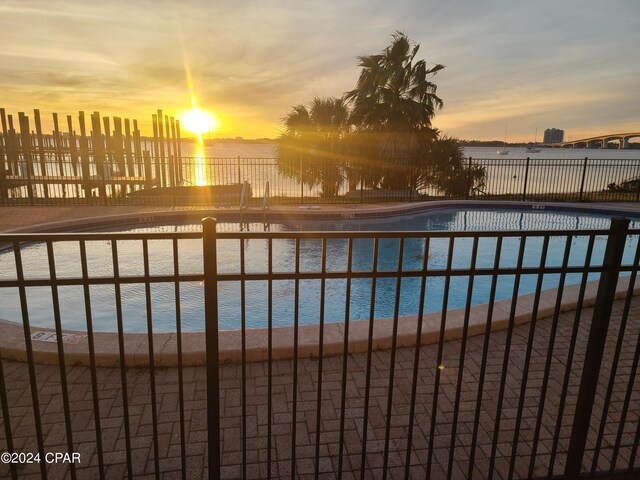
[13,241,47,478]
[507,235,551,479]
[487,235,527,480]
[426,237,454,479]
[528,234,573,478]
[382,238,405,479]
[359,237,379,480]
[46,241,77,480]
[521,156,530,201]
[172,238,187,479]
[78,240,105,479]
[466,156,473,199]
[547,234,596,476]
[404,236,430,479]
[0,348,17,479]
[635,159,640,202]
[202,218,221,480]
[111,239,133,479]
[314,239,328,479]
[337,238,354,479]
[579,157,588,201]
[240,237,247,480]
[142,240,161,479]
[564,217,630,479]
[267,238,273,480]
[467,236,502,478]
[446,236,479,478]
[291,237,301,480]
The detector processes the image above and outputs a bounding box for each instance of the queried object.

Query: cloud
[0,0,638,139]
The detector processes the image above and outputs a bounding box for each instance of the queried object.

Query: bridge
[550,131,640,149]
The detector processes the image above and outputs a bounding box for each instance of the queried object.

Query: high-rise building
[543,128,564,144]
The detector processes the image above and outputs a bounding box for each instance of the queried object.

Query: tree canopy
[276,97,350,198]
[276,32,485,198]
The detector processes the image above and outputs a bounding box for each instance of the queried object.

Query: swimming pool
[1,207,638,332]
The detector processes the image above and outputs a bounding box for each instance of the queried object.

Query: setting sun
[179,107,220,135]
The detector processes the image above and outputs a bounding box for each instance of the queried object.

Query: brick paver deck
[1,296,638,479]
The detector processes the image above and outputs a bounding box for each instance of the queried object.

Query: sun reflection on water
[194,136,207,186]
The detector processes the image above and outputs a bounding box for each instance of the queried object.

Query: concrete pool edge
[4,200,640,233]
[0,275,637,367]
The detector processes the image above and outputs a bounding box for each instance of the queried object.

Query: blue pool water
[0,208,638,332]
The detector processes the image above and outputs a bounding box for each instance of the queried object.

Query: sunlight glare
[180,107,220,135]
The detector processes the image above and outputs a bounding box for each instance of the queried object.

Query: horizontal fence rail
[0,223,639,478]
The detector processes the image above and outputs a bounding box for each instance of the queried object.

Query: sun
[179,107,220,135]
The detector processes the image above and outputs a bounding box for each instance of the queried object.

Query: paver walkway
[1,297,638,479]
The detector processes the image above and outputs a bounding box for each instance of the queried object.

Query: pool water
[0,208,638,332]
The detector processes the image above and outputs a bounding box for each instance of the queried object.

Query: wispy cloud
[0,0,638,139]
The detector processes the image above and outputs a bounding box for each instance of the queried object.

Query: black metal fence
[2,153,640,206]
[0,220,639,479]
[2,107,639,206]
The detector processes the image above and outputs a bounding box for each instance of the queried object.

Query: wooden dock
[0,108,179,205]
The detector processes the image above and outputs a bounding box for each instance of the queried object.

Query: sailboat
[526,128,541,153]
[497,127,509,155]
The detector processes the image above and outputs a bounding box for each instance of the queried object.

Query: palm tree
[420,135,486,197]
[345,31,444,189]
[276,97,350,198]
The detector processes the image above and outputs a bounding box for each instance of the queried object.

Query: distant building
[543,128,564,144]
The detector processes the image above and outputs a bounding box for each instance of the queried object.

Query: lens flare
[180,107,220,135]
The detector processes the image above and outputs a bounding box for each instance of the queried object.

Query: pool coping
[0,275,636,367]
[3,199,640,233]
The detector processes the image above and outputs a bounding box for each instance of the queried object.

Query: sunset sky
[1,0,638,141]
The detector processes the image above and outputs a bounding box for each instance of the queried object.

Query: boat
[497,127,509,155]
[526,144,541,153]
[526,128,541,153]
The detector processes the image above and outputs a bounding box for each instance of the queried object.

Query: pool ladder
[238,181,270,231]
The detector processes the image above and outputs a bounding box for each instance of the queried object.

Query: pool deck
[1,201,639,478]
[1,297,638,479]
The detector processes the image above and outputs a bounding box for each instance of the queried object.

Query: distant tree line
[276,32,486,198]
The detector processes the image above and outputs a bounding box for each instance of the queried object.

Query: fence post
[521,157,530,202]
[202,217,221,480]
[466,156,473,200]
[579,157,588,201]
[564,217,629,479]
[300,156,304,204]
[237,156,241,184]
[635,164,640,202]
